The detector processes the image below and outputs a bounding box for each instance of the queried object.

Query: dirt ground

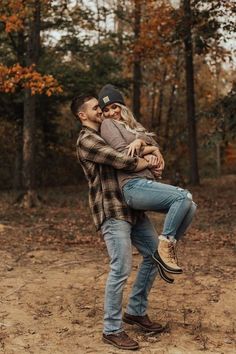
[0,176,236,354]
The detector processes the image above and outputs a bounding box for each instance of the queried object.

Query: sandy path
[0,236,235,354]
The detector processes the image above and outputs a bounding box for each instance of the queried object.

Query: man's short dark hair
[70,93,97,118]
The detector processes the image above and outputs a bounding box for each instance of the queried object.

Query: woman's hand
[143,154,159,167]
[152,149,165,171]
[127,139,146,157]
[151,167,163,179]
[144,153,164,178]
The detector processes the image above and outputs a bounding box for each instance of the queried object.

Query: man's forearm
[140,145,160,157]
[134,158,149,171]
[79,137,139,172]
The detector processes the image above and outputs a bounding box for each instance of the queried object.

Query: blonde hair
[116,103,155,137]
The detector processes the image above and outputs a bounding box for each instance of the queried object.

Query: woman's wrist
[152,148,161,156]
[135,157,150,171]
[137,138,146,146]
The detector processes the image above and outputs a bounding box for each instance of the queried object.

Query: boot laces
[168,242,176,262]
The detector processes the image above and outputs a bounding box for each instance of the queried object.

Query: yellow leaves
[0,63,63,96]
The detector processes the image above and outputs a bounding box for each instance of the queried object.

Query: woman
[98,84,197,278]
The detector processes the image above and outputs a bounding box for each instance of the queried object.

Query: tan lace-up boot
[152,237,183,274]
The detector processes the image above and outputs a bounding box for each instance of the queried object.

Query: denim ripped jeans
[101,216,159,334]
[123,178,197,240]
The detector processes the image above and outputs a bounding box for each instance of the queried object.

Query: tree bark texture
[9,30,26,190]
[183,0,200,185]
[22,0,41,207]
[133,0,141,121]
[156,67,167,130]
[151,81,157,129]
[23,89,36,191]
[164,51,181,152]
[13,117,23,190]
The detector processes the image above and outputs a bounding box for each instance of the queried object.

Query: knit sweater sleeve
[100,119,130,153]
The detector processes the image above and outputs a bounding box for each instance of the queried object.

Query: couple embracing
[71,84,196,351]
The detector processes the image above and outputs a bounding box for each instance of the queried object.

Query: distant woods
[0,0,236,201]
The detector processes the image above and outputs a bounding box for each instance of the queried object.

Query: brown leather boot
[102,331,139,350]
[123,313,166,333]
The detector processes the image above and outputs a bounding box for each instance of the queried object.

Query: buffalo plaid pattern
[76,126,140,230]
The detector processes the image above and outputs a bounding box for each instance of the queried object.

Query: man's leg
[101,218,140,350]
[123,215,165,333]
[101,218,133,335]
[126,214,158,317]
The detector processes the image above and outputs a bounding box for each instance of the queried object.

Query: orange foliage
[0,63,63,96]
[0,0,26,32]
[132,0,177,59]
[0,1,62,96]
[0,0,51,32]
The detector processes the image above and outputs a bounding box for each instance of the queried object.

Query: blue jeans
[123,178,197,240]
[101,216,159,335]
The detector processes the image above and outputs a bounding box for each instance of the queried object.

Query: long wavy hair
[116,103,155,137]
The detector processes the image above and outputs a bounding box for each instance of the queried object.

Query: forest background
[0,0,236,207]
[0,2,236,353]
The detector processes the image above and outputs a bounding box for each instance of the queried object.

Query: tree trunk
[10,31,25,190]
[151,81,157,129]
[133,0,141,121]
[22,89,37,206]
[164,51,181,152]
[115,1,125,47]
[183,0,199,185]
[156,86,164,129]
[22,0,41,207]
[13,118,23,190]
[150,66,167,133]
[163,84,176,152]
[156,67,167,129]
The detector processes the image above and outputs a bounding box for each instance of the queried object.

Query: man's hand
[127,139,146,157]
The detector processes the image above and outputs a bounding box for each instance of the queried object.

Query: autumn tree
[0,0,135,190]
[0,0,62,206]
[127,0,235,183]
[1,0,235,191]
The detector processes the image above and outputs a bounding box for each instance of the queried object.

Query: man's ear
[78,111,86,122]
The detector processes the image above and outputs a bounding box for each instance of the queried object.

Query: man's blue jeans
[101,216,159,335]
[123,178,197,240]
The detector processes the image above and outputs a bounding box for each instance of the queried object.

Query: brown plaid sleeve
[77,131,138,171]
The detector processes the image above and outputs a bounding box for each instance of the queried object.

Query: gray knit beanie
[98,84,125,110]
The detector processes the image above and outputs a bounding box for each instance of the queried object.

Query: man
[71,94,166,351]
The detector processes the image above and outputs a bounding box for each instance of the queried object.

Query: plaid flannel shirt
[76,126,140,230]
